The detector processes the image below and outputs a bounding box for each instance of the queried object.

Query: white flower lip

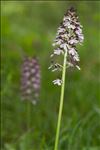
[54,49,64,55]
[53,79,62,86]
[69,39,79,44]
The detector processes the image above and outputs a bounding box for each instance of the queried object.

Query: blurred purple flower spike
[21,56,41,105]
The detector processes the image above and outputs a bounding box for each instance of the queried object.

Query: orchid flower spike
[49,7,84,85]
[21,56,41,105]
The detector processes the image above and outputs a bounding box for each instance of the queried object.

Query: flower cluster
[49,7,84,85]
[21,56,41,105]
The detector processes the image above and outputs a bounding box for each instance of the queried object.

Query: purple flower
[21,56,41,104]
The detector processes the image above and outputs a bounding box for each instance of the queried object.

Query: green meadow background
[1,1,100,150]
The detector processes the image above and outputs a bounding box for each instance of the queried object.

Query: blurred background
[1,1,100,150]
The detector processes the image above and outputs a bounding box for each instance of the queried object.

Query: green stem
[27,101,31,130]
[26,101,31,148]
[54,50,67,150]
